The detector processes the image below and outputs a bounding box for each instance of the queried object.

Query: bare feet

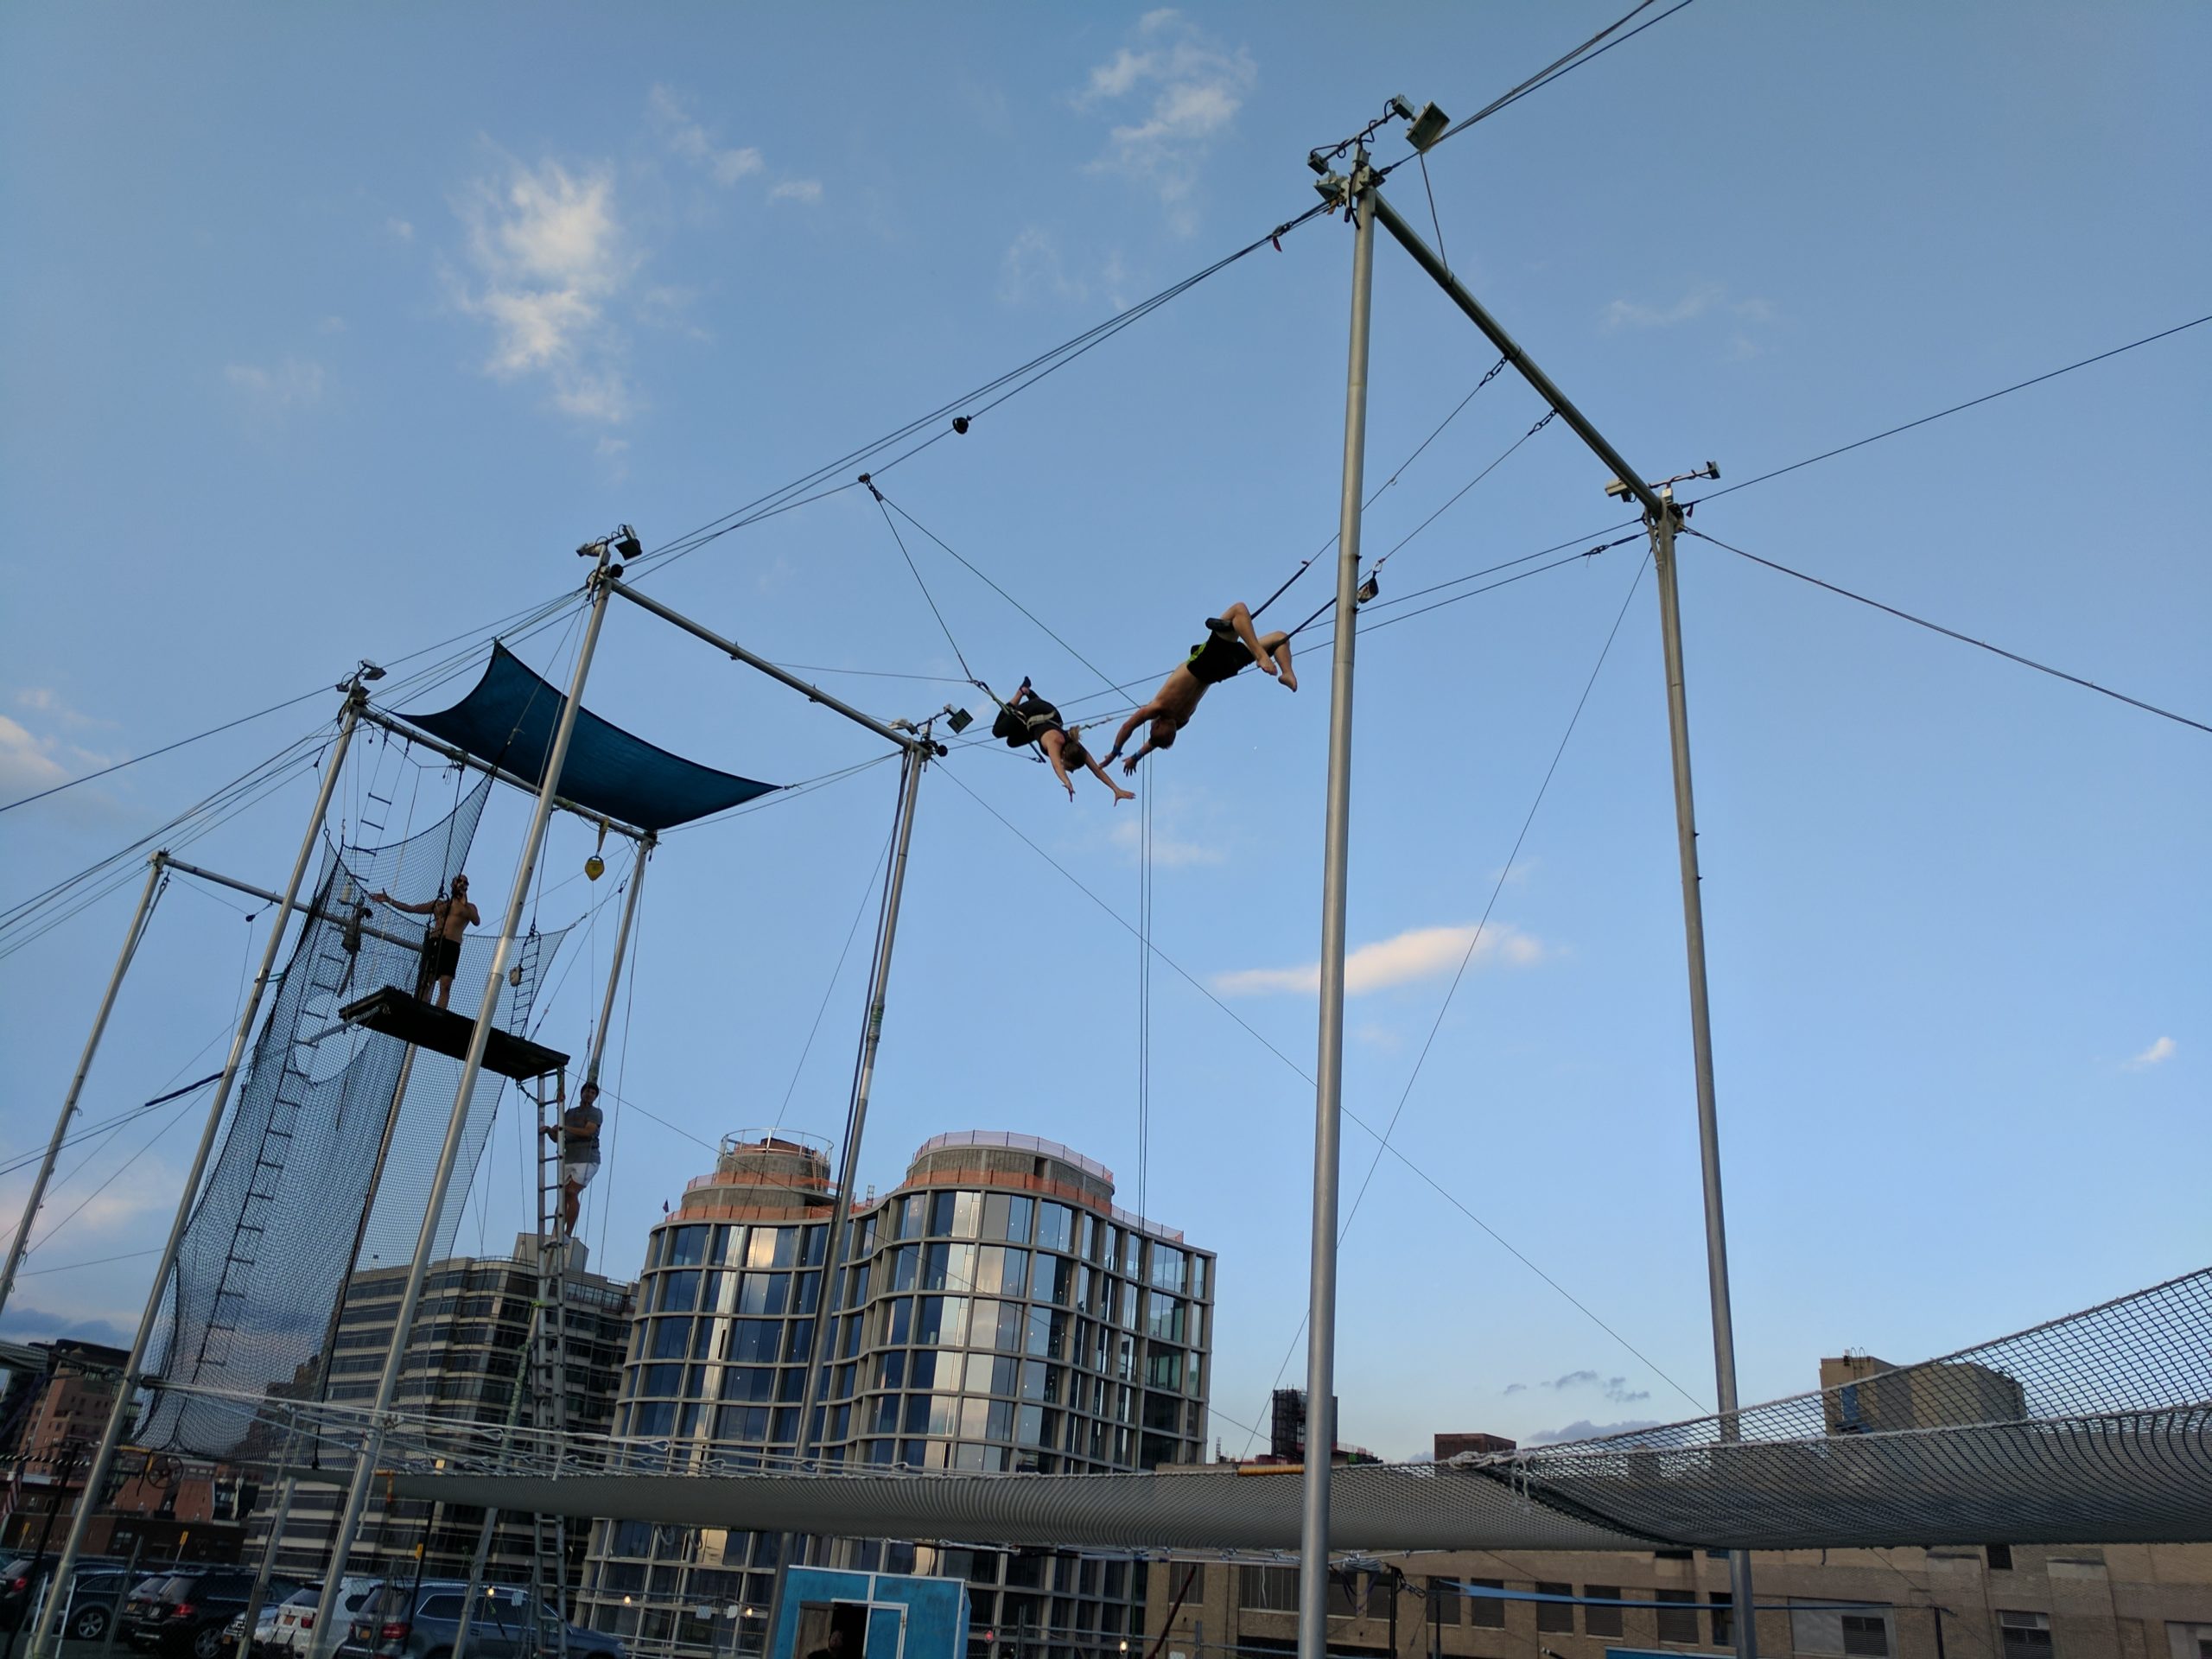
[1277,664,1299,692]
[1114,787,1135,804]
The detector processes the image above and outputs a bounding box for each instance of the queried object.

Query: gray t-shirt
[563,1101,604,1164]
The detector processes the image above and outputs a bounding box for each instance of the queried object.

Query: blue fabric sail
[404,643,776,830]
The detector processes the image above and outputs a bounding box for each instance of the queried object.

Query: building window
[1793,1605,1892,1658]
[1465,1580,1504,1630]
[1986,1545,2013,1572]
[1239,1567,1297,1612]
[1536,1584,1575,1634]
[1586,1587,1624,1638]
[1710,1592,1733,1647]
[1998,1612,2051,1659]
[1656,1589,1700,1644]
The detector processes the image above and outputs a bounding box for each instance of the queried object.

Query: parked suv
[125,1569,303,1659]
[351,1581,543,1659]
[273,1579,383,1658]
[1,1554,125,1633]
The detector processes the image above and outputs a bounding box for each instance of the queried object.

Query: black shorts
[426,934,461,980]
[994,695,1062,747]
[1185,627,1249,686]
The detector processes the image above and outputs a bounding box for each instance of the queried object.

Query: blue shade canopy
[404,643,777,830]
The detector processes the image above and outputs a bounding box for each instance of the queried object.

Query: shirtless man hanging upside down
[1105,601,1296,775]
[373,874,480,1008]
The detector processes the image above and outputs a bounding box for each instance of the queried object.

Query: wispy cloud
[2126,1036,2177,1071]
[647,85,764,186]
[452,156,638,424]
[1535,1368,1650,1404]
[1603,283,1777,358]
[385,216,415,241]
[1214,920,1542,997]
[770,179,823,205]
[1109,814,1224,869]
[1501,1382,1528,1397]
[1077,10,1255,232]
[0,714,75,803]
[224,357,325,415]
[1527,1417,1662,1446]
[1543,1370,1600,1390]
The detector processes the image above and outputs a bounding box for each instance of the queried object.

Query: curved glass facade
[577,1130,1214,1659]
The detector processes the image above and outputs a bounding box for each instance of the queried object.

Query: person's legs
[432,972,454,1009]
[1260,630,1297,692]
[1217,602,1278,677]
[558,1179,582,1238]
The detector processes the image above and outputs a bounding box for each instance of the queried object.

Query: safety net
[380,1265,2212,1550]
[138,775,571,1458]
[403,643,777,831]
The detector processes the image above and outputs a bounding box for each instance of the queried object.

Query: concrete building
[1818,1354,2029,1436]
[1145,1541,2212,1659]
[575,1129,1216,1659]
[247,1235,633,1586]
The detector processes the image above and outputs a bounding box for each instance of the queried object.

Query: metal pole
[160,856,424,954]
[238,1036,420,1652]
[760,733,930,1659]
[1300,149,1376,1659]
[582,838,652,1085]
[605,582,931,757]
[1365,191,1669,524]
[1649,500,1756,1659]
[307,555,620,1659]
[0,855,167,1323]
[29,689,367,1659]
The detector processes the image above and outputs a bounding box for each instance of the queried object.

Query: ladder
[529,1070,573,1659]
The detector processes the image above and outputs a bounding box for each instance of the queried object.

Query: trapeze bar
[356,705,652,841]
[338,985,569,1081]
[162,855,423,953]
[605,577,932,755]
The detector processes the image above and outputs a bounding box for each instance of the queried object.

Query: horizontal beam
[608,577,931,756]
[161,855,424,953]
[1370,188,1669,523]
[355,705,652,842]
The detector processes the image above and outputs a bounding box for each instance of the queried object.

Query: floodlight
[944,706,975,734]
[1604,479,1636,501]
[357,659,387,683]
[615,524,644,562]
[1406,100,1450,152]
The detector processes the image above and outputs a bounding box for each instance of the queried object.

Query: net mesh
[332,1264,2212,1549]
[139,774,572,1458]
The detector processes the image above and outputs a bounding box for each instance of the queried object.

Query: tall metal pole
[1649,499,1757,1659]
[29,688,368,1659]
[308,554,620,1659]
[760,732,930,1659]
[1300,149,1376,1659]
[0,854,168,1322]
[583,836,652,1085]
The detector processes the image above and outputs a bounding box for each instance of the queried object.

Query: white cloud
[1076,10,1255,232]
[648,85,766,187]
[385,216,415,241]
[769,179,823,205]
[1214,920,1543,997]
[316,315,348,334]
[2126,1036,2177,1071]
[1605,284,1777,358]
[1108,816,1223,869]
[0,713,74,802]
[453,157,637,424]
[224,357,325,413]
[596,435,631,483]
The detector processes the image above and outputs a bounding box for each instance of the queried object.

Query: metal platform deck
[339,985,569,1080]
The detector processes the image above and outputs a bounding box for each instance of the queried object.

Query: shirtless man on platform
[373,874,480,1008]
[1105,601,1296,775]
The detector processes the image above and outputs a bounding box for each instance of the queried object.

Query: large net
[139,774,572,1458]
[361,1264,2212,1549]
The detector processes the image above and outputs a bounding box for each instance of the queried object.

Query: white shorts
[563,1160,600,1190]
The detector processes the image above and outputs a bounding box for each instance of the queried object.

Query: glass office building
[576,1129,1215,1659]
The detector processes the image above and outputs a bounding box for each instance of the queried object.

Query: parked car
[219,1597,289,1659]
[350,1581,542,1659]
[271,1580,380,1658]
[53,1565,143,1643]
[0,1554,126,1634]
[543,1615,625,1659]
[125,1569,303,1659]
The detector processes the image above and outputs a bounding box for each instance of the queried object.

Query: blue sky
[2,3,2206,1459]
